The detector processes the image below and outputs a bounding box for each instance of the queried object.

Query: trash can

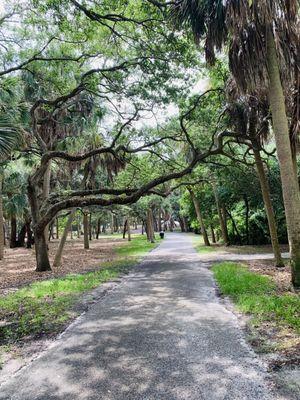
[159,231,164,239]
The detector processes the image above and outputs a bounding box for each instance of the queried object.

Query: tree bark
[147,208,155,243]
[212,181,229,245]
[158,208,162,232]
[28,179,51,271]
[25,220,33,248]
[53,209,76,268]
[77,218,81,238]
[243,194,250,245]
[96,218,101,239]
[43,161,51,247]
[17,224,26,247]
[253,148,284,266]
[189,189,210,246]
[211,225,216,243]
[123,218,128,239]
[34,230,51,271]
[89,213,92,240]
[56,217,59,239]
[266,28,300,286]
[83,212,89,249]
[127,216,131,241]
[0,175,4,259]
[110,213,114,234]
[10,216,17,248]
[183,217,188,232]
[226,208,242,244]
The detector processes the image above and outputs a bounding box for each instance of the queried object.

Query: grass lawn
[212,262,300,333]
[192,235,218,253]
[0,234,157,348]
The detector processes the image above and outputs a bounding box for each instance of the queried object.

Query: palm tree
[172,0,300,287]
[225,94,284,266]
[0,117,23,258]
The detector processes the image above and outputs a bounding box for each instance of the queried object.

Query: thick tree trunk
[212,181,229,245]
[266,28,300,286]
[17,224,26,247]
[27,180,51,271]
[221,204,229,243]
[34,230,51,271]
[53,209,76,268]
[147,208,155,243]
[183,217,188,232]
[189,189,210,246]
[0,176,4,259]
[10,216,17,248]
[253,148,284,266]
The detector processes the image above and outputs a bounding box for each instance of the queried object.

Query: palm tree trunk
[96,218,101,239]
[123,218,128,239]
[253,148,284,267]
[83,212,89,249]
[56,217,59,239]
[158,208,162,231]
[53,209,76,268]
[243,194,250,245]
[89,213,92,240]
[127,216,131,241]
[0,175,4,259]
[266,28,300,286]
[111,213,114,234]
[189,189,210,246]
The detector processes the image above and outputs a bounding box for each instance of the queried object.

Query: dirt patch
[245,259,293,293]
[0,236,125,295]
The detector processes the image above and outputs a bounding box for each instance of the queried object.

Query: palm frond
[0,116,23,159]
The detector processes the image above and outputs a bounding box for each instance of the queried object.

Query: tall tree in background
[172,0,300,286]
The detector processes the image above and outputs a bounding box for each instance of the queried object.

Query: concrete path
[0,233,275,400]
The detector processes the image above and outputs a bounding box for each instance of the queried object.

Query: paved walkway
[0,233,275,399]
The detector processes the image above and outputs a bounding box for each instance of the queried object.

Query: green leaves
[0,116,23,159]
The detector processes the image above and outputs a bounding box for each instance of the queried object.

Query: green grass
[116,234,158,257]
[212,262,300,333]
[192,235,218,253]
[0,235,157,346]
